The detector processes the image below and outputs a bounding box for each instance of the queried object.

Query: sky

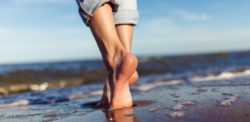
[0,0,250,64]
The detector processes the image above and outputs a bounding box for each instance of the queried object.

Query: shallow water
[0,51,250,121]
[0,50,250,95]
[1,76,250,122]
[0,50,250,105]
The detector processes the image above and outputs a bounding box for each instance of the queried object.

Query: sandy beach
[1,0,250,121]
[0,51,250,122]
[0,72,250,121]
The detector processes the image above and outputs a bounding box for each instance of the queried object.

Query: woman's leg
[116,25,134,52]
[116,25,139,86]
[98,25,139,107]
[89,3,138,109]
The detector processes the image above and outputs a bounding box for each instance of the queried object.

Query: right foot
[97,71,138,107]
[110,53,138,110]
[129,71,139,86]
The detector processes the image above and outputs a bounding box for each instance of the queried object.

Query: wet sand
[0,75,250,122]
[1,50,250,121]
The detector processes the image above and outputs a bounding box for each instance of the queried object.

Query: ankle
[105,47,127,70]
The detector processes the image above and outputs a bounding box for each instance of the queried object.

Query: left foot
[96,79,110,108]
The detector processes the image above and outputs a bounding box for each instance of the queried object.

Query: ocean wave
[190,69,250,83]
[137,79,183,91]
[136,68,250,91]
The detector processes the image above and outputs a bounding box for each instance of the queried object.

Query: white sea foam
[89,90,103,96]
[172,101,195,111]
[173,104,184,111]
[220,95,239,106]
[190,69,250,83]
[0,100,29,109]
[69,90,103,101]
[30,82,49,91]
[169,111,185,118]
[137,79,183,91]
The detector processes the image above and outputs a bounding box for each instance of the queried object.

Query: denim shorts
[76,0,139,26]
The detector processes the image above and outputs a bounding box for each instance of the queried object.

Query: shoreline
[0,75,250,121]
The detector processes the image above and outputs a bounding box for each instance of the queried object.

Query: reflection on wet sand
[102,100,152,122]
[80,100,152,122]
[104,107,140,122]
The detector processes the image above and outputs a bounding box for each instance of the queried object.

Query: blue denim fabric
[76,0,139,26]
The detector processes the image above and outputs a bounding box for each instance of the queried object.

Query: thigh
[76,0,114,26]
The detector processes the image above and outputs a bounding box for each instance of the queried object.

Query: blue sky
[0,0,250,64]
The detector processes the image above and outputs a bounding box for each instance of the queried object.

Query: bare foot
[129,71,139,86]
[110,53,138,110]
[96,79,110,108]
[105,107,136,122]
[97,71,138,107]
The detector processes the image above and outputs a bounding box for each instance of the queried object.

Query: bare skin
[89,3,138,110]
[97,25,140,107]
[97,71,138,108]
[104,107,139,122]
[116,24,139,86]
